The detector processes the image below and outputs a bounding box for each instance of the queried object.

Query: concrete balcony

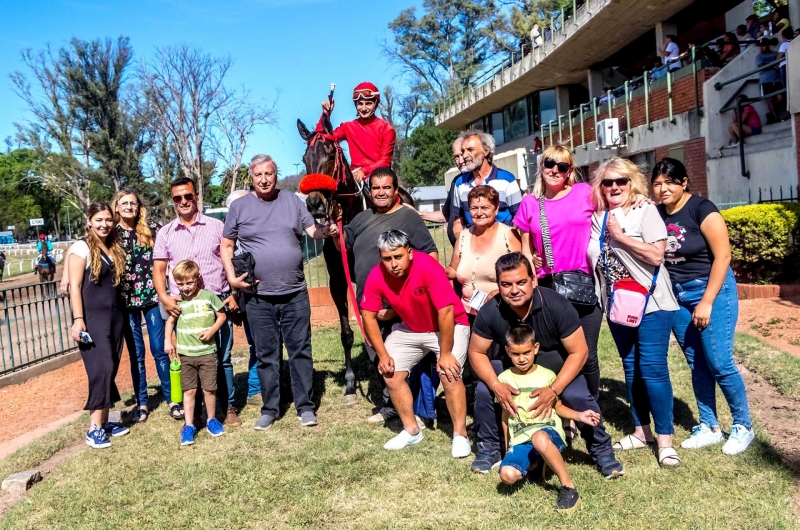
[434,0,740,130]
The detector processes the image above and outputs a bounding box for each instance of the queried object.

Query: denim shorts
[499,427,565,474]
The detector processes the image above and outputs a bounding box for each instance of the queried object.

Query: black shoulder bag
[539,195,598,306]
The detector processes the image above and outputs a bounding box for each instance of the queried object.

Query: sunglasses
[601,178,631,187]
[543,158,571,173]
[353,89,378,101]
[172,193,195,203]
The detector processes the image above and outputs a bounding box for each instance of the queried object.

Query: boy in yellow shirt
[498,326,600,513]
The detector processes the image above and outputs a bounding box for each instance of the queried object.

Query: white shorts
[384,323,470,374]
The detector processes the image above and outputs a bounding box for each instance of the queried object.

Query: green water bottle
[170,359,182,403]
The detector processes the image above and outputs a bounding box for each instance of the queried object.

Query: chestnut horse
[297,114,413,404]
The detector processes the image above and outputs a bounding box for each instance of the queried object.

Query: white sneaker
[384,429,423,450]
[451,434,471,458]
[681,423,724,449]
[722,424,755,455]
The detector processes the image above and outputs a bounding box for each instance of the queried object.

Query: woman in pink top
[514,145,601,398]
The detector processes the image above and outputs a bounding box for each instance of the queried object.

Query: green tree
[383,0,510,101]
[399,117,458,189]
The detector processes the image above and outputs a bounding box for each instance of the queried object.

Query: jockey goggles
[352,88,379,101]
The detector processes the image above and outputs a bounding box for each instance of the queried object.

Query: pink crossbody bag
[600,211,660,328]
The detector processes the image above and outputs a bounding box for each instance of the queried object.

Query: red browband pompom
[299,173,337,195]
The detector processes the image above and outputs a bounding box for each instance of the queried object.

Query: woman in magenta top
[514,145,601,398]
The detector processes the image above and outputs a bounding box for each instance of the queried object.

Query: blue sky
[0,0,420,180]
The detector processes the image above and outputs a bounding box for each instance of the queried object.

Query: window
[528,92,541,132]
[491,112,505,145]
[539,89,557,130]
[503,97,530,143]
[469,117,486,132]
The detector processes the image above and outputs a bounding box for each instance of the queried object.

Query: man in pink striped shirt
[154,177,241,427]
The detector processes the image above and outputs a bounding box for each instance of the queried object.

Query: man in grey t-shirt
[335,166,439,424]
[221,154,334,430]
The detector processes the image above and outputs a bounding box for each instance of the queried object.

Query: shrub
[722,203,800,283]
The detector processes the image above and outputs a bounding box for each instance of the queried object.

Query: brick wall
[544,69,713,150]
[653,138,708,197]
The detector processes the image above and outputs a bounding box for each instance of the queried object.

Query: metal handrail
[714,58,784,91]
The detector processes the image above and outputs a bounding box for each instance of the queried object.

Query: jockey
[318,82,396,182]
[34,233,54,274]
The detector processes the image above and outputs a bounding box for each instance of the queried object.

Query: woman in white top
[586,158,681,468]
[68,203,129,449]
[446,185,520,321]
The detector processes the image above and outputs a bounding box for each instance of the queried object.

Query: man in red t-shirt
[319,82,396,182]
[360,230,471,456]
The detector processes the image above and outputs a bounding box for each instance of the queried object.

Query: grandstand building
[434,0,800,208]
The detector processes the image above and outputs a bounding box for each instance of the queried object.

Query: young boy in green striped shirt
[165,260,227,446]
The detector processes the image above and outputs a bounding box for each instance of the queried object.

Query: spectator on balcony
[772,8,790,35]
[745,14,759,40]
[756,37,781,121]
[719,32,740,64]
[728,96,761,146]
[451,131,522,241]
[758,21,771,39]
[777,27,793,93]
[531,23,544,48]
[659,34,681,71]
[650,57,667,80]
[736,25,751,51]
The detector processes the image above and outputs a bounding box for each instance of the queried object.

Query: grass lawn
[734,332,800,399]
[0,326,797,529]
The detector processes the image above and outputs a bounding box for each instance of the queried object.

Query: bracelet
[73,316,84,321]
[550,385,560,401]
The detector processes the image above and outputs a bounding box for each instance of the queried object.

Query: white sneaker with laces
[384,429,423,450]
[722,424,754,455]
[681,423,724,449]
[451,434,471,458]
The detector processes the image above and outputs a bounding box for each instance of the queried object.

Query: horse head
[297,116,357,221]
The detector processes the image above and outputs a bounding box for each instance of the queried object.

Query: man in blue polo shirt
[451,131,522,240]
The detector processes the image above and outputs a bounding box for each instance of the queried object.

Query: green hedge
[721,203,800,283]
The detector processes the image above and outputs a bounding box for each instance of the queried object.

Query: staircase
[718,120,793,158]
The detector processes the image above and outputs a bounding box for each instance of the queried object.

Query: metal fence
[301,223,452,289]
[0,281,76,375]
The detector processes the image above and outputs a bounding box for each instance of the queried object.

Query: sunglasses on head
[172,193,195,203]
[543,158,571,173]
[601,177,631,187]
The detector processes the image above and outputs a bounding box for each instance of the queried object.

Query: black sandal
[133,408,149,423]
[170,404,185,420]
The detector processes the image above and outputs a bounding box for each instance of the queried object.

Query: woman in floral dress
[113,190,182,422]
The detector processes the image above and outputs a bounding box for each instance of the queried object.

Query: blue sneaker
[207,418,225,437]
[86,425,111,449]
[102,422,130,437]
[181,425,197,446]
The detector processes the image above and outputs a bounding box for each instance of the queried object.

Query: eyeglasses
[353,89,379,101]
[543,158,571,173]
[118,201,138,208]
[172,193,195,203]
[601,178,631,187]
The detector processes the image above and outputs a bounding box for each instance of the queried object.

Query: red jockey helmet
[352,82,380,105]
[39,233,46,240]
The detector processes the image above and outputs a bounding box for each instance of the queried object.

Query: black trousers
[245,290,314,418]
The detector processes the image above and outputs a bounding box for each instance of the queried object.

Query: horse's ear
[322,113,333,135]
[297,119,312,141]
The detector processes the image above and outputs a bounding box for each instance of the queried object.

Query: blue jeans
[609,309,675,435]
[123,304,170,407]
[215,316,235,408]
[672,269,751,428]
[243,314,260,397]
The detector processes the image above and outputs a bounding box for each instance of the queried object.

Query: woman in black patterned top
[113,189,182,423]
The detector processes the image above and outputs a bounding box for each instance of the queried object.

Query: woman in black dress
[68,203,130,449]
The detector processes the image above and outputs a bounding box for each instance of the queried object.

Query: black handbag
[538,195,598,306]
[231,251,256,291]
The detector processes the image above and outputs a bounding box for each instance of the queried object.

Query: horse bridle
[307,131,367,216]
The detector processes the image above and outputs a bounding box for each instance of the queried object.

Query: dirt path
[738,297,800,359]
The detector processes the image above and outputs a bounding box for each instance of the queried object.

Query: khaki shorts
[384,323,470,374]
[180,354,218,391]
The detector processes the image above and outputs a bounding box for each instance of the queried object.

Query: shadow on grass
[597,377,697,434]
